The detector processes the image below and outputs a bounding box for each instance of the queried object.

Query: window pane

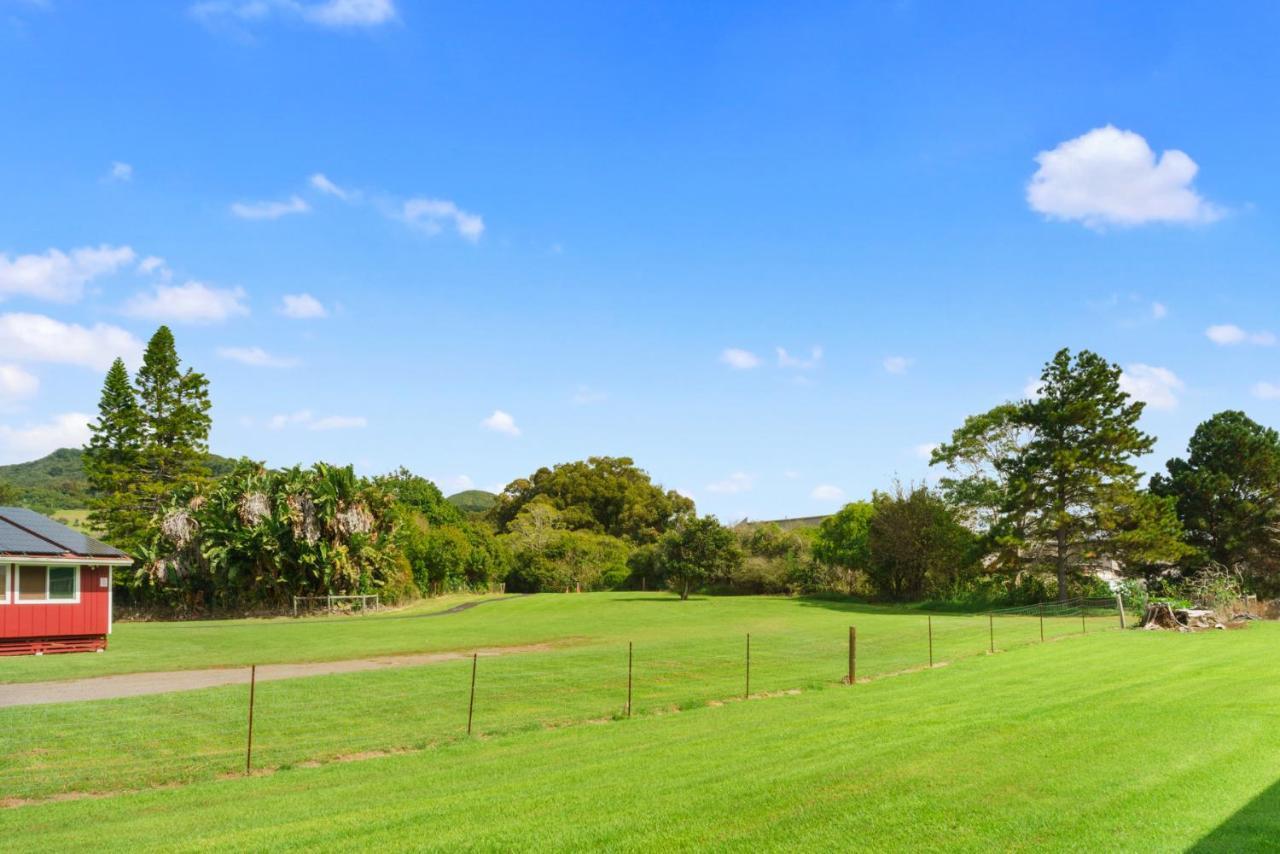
[18,566,46,601]
[49,567,75,600]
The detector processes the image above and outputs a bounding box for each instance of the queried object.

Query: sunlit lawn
[1,593,1121,801]
[1,616,1276,851]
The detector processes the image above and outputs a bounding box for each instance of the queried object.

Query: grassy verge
[1,622,1276,850]
[0,595,1119,800]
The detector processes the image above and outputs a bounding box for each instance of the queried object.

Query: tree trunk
[681,579,690,600]
[1056,527,1068,602]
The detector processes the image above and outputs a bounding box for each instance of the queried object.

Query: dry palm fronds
[286,494,321,544]
[334,502,373,537]
[238,492,271,527]
[162,509,198,548]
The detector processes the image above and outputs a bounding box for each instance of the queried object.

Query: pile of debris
[1139,602,1227,632]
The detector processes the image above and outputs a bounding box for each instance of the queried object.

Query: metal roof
[0,507,129,560]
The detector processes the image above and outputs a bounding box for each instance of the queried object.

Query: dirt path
[0,644,552,708]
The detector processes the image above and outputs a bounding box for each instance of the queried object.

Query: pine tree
[84,358,145,549]
[934,348,1187,599]
[133,326,213,520]
[1012,349,1156,599]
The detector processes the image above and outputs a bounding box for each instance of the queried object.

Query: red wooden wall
[0,565,110,640]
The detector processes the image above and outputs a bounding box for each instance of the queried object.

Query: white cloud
[191,0,396,29]
[0,365,38,404]
[720,348,760,370]
[230,195,310,220]
[1027,126,1223,229]
[0,244,136,303]
[481,409,520,437]
[1205,324,1275,347]
[1253,382,1280,401]
[217,346,300,368]
[0,412,91,463]
[707,472,754,495]
[124,281,249,324]
[883,355,912,375]
[1119,364,1184,411]
[1151,301,1168,320]
[309,414,367,430]
[137,255,172,279]
[106,161,133,183]
[0,314,143,370]
[915,442,940,461]
[777,346,823,369]
[309,173,351,201]
[401,198,485,242]
[811,484,844,502]
[1023,377,1045,400]
[266,410,366,431]
[447,474,475,491]
[301,0,395,26]
[279,292,328,319]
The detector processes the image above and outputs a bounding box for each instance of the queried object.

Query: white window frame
[0,564,9,605]
[15,564,81,605]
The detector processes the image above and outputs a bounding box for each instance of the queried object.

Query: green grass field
[1,594,1274,851]
[0,592,1116,685]
[49,508,91,533]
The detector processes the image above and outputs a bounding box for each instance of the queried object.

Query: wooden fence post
[745,633,751,699]
[245,664,257,775]
[466,653,478,735]
[1116,593,1126,630]
[1081,599,1087,634]
[851,626,858,684]
[927,615,933,668]
[988,613,994,654]
[627,642,633,718]
[1040,604,1045,642]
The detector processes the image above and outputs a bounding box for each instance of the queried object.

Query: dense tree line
[74,334,1280,610]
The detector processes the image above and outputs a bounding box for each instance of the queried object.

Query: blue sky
[2,1,1280,521]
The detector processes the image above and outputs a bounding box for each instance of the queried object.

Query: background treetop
[491,456,694,544]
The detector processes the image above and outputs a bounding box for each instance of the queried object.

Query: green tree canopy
[930,403,1032,573]
[85,357,145,548]
[491,456,694,543]
[375,467,463,526]
[934,349,1177,599]
[866,484,975,601]
[656,515,742,600]
[1151,410,1280,591]
[811,501,875,594]
[133,326,212,521]
[501,501,629,592]
[400,515,509,596]
[1016,349,1157,598]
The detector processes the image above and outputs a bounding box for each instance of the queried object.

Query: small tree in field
[812,501,875,594]
[657,515,742,600]
[866,484,975,601]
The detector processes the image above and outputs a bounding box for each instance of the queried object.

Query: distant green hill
[446,489,498,514]
[0,448,238,514]
[733,515,831,532]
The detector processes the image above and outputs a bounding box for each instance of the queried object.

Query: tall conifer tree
[85,358,144,548]
[133,326,212,519]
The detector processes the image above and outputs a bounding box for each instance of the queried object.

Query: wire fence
[292,594,380,617]
[0,596,1129,803]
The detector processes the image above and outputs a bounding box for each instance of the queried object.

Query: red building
[0,507,132,655]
